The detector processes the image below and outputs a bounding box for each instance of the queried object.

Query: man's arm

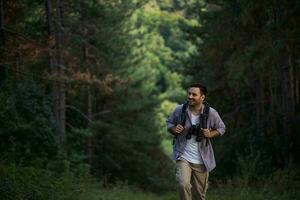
[168,125,185,135]
[166,105,185,135]
[203,109,225,138]
[202,129,220,138]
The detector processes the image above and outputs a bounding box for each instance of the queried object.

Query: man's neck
[189,104,203,115]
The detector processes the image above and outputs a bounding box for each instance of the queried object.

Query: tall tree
[46,0,66,150]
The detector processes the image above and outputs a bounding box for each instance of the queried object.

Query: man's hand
[175,124,184,134]
[202,128,220,138]
[169,124,184,135]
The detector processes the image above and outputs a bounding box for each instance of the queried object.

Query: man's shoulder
[208,106,217,113]
[208,107,220,117]
[171,103,186,114]
[174,103,185,112]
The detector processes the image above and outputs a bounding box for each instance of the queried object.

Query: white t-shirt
[181,112,204,164]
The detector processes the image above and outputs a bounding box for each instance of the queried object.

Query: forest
[0,0,299,200]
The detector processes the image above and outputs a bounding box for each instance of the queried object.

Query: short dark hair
[188,83,207,95]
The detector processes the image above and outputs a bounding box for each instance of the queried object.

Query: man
[166,83,225,200]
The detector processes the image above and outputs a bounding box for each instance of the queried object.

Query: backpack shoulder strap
[203,101,210,115]
[179,102,188,125]
[173,102,188,145]
[202,101,210,129]
[201,101,211,146]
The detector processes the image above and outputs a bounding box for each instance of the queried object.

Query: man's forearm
[168,125,185,135]
[209,130,220,138]
[168,127,177,135]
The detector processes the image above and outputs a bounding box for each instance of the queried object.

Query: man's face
[187,87,205,107]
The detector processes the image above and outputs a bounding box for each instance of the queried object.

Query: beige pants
[176,159,209,200]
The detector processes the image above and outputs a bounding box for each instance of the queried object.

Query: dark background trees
[185,0,300,180]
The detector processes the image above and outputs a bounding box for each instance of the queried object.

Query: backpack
[173,101,210,145]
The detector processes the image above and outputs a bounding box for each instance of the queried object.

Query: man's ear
[201,95,205,101]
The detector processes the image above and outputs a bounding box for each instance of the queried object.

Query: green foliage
[76,182,178,200]
[235,148,272,186]
[1,163,297,200]
[83,1,200,190]
[90,99,176,191]
[65,128,91,175]
[208,186,299,200]
[0,164,88,200]
[210,168,300,200]
[0,80,57,166]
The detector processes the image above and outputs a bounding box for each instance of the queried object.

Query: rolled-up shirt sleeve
[211,110,226,135]
[166,106,181,133]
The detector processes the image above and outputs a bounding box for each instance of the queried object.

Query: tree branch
[65,105,91,123]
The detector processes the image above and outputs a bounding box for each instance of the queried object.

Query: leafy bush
[0,164,86,200]
[0,81,58,166]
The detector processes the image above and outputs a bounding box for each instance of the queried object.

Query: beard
[188,99,195,106]
[188,99,203,107]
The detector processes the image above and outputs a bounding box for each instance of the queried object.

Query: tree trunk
[289,44,297,164]
[255,75,260,134]
[46,0,60,141]
[87,86,93,168]
[279,51,295,167]
[46,0,56,74]
[55,0,66,148]
[0,0,4,30]
[291,44,299,106]
[82,20,93,170]
[295,62,299,105]
[269,71,274,115]
[46,0,66,151]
